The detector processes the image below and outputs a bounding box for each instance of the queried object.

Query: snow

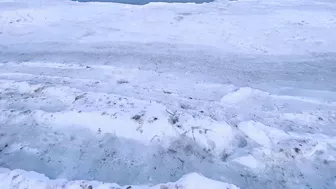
[0,0,336,189]
[74,0,213,5]
[0,168,240,189]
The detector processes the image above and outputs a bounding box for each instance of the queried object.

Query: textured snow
[0,168,240,189]
[0,0,336,188]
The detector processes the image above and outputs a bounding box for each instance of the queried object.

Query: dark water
[73,0,213,5]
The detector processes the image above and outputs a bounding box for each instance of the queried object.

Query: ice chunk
[238,121,271,148]
[232,155,260,169]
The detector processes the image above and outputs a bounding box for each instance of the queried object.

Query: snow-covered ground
[1,0,336,189]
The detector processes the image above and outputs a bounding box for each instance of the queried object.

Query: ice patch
[171,172,240,189]
[220,87,335,107]
[237,121,290,148]
[283,112,321,125]
[32,109,177,145]
[238,121,271,148]
[184,117,234,155]
[232,155,260,169]
[0,80,35,94]
[220,87,259,104]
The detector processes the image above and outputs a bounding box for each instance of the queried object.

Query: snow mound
[0,168,239,189]
[220,87,260,104]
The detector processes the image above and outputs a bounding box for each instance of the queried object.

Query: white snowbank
[0,168,239,189]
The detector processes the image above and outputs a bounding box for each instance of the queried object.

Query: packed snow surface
[74,0,213,5]
[0,0,336,189]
